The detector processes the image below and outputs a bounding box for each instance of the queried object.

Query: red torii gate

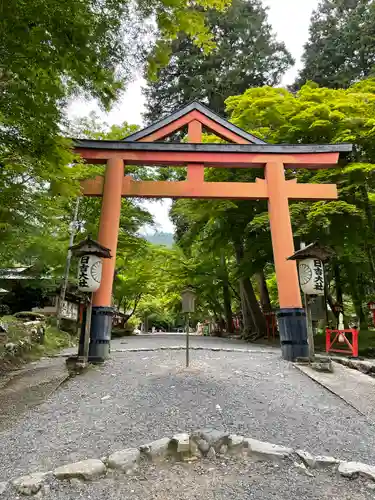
[75,102,351,361]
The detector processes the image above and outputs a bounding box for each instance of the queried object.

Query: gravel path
[59,334,277,357]
[0,357,69,431]
[4,459,374,500]
[2,346,375,483]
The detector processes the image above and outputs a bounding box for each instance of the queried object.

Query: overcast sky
[69,0,319,234]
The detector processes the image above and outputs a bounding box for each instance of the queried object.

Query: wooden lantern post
[181,287,196,368]
[70,237,111,364]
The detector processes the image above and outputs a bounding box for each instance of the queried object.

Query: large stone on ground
[107,448,140,473]
[311,361,333,373]
[196,439,210,454]
[139,437,171,460]
[356,361,375,374]
[191,429,229,452]
[187,439,201,458]
[0,482,7,495]
[244,438,293,461]
[338,461,375,480]
[53,459,106,481]
[170,433,190,453]
[296,450,339,469]
[12,472,49,496]
[314,455,340,468]
[296,449,315,468]
[228,435,245,453]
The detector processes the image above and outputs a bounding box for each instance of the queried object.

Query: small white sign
[77,255,102,292]
[60,300,79,320]
[298,258,325,296]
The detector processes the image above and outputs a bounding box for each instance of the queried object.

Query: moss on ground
[0,318,74,372]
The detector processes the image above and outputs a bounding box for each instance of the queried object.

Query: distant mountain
[145,232,174,247]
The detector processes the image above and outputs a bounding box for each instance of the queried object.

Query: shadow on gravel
[0,362,69,431]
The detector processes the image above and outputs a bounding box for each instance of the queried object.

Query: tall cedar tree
[295,0,375,89]
[144,0,293,122]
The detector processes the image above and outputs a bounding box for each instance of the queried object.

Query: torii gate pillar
[266,161,308,359]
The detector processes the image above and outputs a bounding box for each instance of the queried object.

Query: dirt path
[0,357,69,431]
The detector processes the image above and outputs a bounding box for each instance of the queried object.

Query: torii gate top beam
[74,140,351,168]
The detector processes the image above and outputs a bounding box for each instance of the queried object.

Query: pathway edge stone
[7,428,375,495]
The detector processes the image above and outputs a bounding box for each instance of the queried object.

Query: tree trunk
[220,250,234,334]
[234,242,267,340]
[238,276,256,336]
[324,280,337,326]
[360,184,375,285]
[347,270,367,330]
[255,270,272,312]
[123,293,142,327]
[351,288,366,330]
[243,277,267,340]
[333,263,343,311]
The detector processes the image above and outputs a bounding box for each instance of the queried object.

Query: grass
[25,325,74,360]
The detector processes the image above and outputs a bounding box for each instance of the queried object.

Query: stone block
[196,439,210,454]
[107,448,140,472]
[53,459,106,481]
[12,473,49,496]
[295,449,315,468]
[189,439,202,458]
[170,433,190,453]
[244,438,293,461]
[295,450,339,469]
[219,445,228,455]
[338,461,375,480]
[227,435,245,453]
[314,455,340,468]
[191,429,229,452]
[311,361,333,373]
[139,437,171,460]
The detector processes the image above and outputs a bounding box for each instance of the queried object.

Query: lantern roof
[181,286,196,295]
[69,236,112,258]
[287,242,334,262]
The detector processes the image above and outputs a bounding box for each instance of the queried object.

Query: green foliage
[144,0,293,121]
[0,319,73,369]
[0,0,231,269]
[226,79,375,322]
[114,242,188,328]
[295,0,375,89]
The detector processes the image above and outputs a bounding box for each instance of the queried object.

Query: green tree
[144,0,293,121]
[171,193,268,339]
[295,0,375,89]
[226,80,375,327]
[0,0,230,249]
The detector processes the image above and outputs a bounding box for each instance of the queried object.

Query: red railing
[326,328,359,357]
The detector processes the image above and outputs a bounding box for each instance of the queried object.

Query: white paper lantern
[298,258,325,296]
[77,254,102,292]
